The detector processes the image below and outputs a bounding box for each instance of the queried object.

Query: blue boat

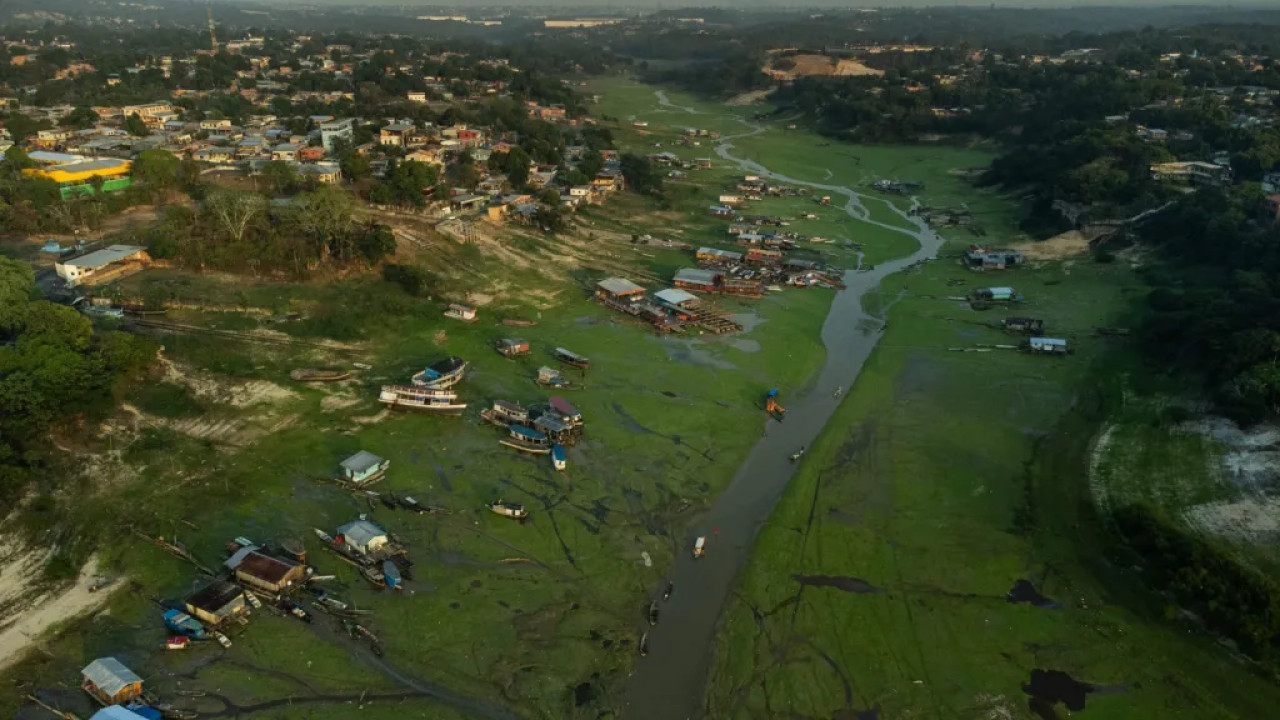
[552,444,567,471]
[411,356,467,389]
[382,560,402,591]
[163,609,209,640]
[501,424,551,454]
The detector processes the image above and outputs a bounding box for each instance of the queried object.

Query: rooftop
[341,450,385,474]
[63,245,146,270]
[233,550,300,583]
[186,579,245,612]
[654,288,699,306]
[597,277,646,296]
[82,657,141,697]
[675,267,719,285]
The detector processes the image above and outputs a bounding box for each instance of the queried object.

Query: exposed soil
[0,552,115,673]
[768,55,884,79]
[1014,230,1092,261]
[792,574,881,594]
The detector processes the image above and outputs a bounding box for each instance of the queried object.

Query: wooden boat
[502,318,538,327]
[500,425,551,454]
[488,500,528,519]
[411,356,467,388]
[378,491,398,510]
[649,601,659,626]
[280,599,313,623]
[379,385,467,414]
[444,303,478,322]
[552,444,567,471]
[693,536,706,559]
[480,400,530,427]
[165,636,190,650]
[290,368,352,382]
[382,560,402,591]
[553,347,590,369]
[639,631,649,657]
[496,338,531,358]
[360,565,387,589]
[536,366,575,389]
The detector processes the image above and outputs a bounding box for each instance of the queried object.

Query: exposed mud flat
[793,574,881,594]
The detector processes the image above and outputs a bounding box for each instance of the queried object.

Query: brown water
[620,102,942,720]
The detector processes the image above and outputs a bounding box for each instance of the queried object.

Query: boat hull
[500,439,551,455]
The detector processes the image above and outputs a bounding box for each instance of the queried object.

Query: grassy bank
[704,237,1280,714]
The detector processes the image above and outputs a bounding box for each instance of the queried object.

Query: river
[621,94,944,720]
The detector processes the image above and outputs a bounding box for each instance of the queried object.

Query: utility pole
[207,2,218,54]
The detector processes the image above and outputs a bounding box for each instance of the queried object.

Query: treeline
[0,258,155,502]
[1136,185,1280,423]
[1113,503,1280,662]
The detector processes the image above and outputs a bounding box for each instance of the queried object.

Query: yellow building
[23,158,132,198]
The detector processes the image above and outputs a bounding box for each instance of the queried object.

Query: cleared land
[767,54,885,79]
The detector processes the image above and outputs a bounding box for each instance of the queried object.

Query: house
[200,119,232,130]
[486,203,508,222]
[335,519,389,556]
[1027,337,1069,355]
[1002,317,1045,335]
[596,277,647,306]
[226,548,305,593]
[965,244,1023,270]
[694,158,713,169]
[298,146,326,162]
[745,247,783,264]
[674,267,720,292]
[1150,160,1232,188]
[380,123,414,147]
[709,205,734,218]
[407,91,427,103]
[185,579,249,626]
[82,657,144,705]
[55,245,150,287]
[697,247,743,266]
[591,171,620,191]
[271,143,300,161]
[298,162,341,184]
[91,707,156,720]
[194,147,235,163]
[653,287,700,317]
[319,118,354,152]
[405,148,443,166]
[339,450,389,485]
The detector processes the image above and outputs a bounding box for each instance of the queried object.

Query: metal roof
[233,550,300,583]
[341,450,386,474]
[510,424,547,440]
[337,519,387,549]
[654,288,698,306]
[63,245,146,269]
[674,268,718,285]
[186,579,245,612]
[82,657,142,697]
[91,707,154,720]
[597,277,646,296]
[1031,337,1068,346]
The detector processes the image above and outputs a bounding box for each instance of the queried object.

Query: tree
[355,223,395,264]
[203,188,265,245]
[533,204,567,235]
[132,149,181,188]
[1,113,46,143]
[0,257,35,335]
[505,146,531,189]
[620,153,663,194]
[59,106,99,129]
[124,113,149,137]
[3,145,35,170]
[340,152,371,182]
[260,160,299,195]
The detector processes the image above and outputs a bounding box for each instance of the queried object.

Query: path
[621,92,943,720]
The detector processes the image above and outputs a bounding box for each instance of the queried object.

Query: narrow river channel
[621,95,945,719]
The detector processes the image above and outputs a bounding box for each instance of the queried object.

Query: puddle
[1007,579,1061,609]
[725,338,762,353]
[793,574,881,594]
[1022,669,1097,720]
[731,312,767,332]
[660,339,737,370]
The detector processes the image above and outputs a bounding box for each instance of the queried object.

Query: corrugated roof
[186,579,245,612]
[82,657,142,697]
[510,424,547,440]
[341,450,385,474]
[234,550,300,583]
[674,268,718,285]
[91,706,152,720]
[654,288,698,306]
[597,277,646,296]
[337,519,386,549]
[63,245,146,269]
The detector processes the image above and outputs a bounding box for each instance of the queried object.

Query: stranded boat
[500,424,552,454]
[693,536,706,559]
[382,560,402,591]
[639,631,650,657]
[552,444,567,471]
[649,601,659,626]
[379,385,467,414]
[553,347,591,370]
[488,500,528,519]
[536,366,575,389]
[480,399,530,427]
[290,368,352,382]
[411,356,467,388]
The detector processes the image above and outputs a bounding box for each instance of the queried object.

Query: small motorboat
[639,631,650,657]
[693,536,706,559]
[382,560,402,591]
[552,443,567,471]
[649,601,659,626]
[379,492,398,510]
[281,599,313,624]
[488,500,529,519]
[164,636,190,651]
[663,582,673,601]
[790,446,806,462]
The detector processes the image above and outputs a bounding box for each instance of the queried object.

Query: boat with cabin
[411,356,467,388]
[488,500,528,519]
[553,347,590,369]
[536,366,575,389]
[693,536,706,558]
[382,560,402,591]
[500,424,552,454]
[290,368,352,382]
[480,399,530,427]
[379,385,467,414]
[496,338,531,358]
[552,444,567,471]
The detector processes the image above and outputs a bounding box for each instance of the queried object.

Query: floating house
[553,347,590,369]
[744,247,783,264]
[965,244,1024,270]
[496,338,531,357]
[335,519,390,556]
[82,657,144,706]
[340,451,389,486]
[481,399,530,426]
[972,286,1022,303]
[379,385,467,413]
[595,277,648,312]
[502,424,552,453]
[184,579,249,626]
[537,366,573,388]
[1003,317,1045,335]
[163,608,208,639]
[91,707,162,720]
[709,205,734,218]
[444,303,477,322]
[673,267,719,292]
[411,356,467,388]
[226,548,305,594]
[548,396,583,427]
[696,247,743,266]
[1027,337,1069,355]
[653,288,700,319]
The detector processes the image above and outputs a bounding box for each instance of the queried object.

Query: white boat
[693,536,706,558]
[488,500,528,519]
[552,444,567,471]
[411,356,467,388]
[379,385,467,414]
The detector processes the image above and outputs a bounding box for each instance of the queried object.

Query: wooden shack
[82,657,144,706]
[1027,337,1069,355]
[1003,317,1044,336]
[496,338,531,358]
[227,548,306,594]
[185,579,249,626]
[340,451,389,486]
[595,277,647,313]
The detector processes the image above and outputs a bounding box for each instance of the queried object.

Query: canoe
[290,368,352,382]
